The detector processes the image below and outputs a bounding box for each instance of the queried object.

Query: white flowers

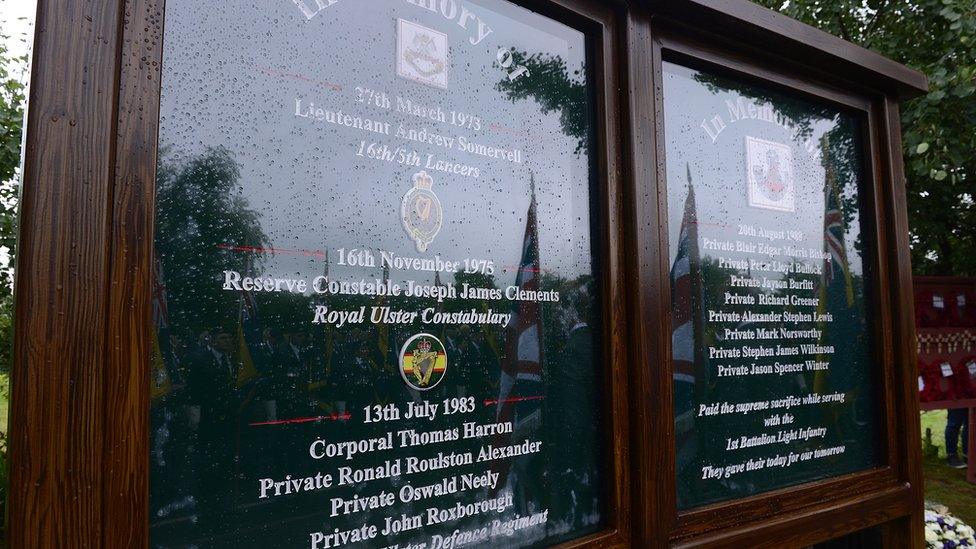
[925,507,976,548]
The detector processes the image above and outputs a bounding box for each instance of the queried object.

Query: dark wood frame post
[7,0,926,547]
[8,0,142,546]
[518,1,634,546]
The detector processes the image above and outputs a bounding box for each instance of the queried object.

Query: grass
[921,409,976,526]
[0,388,8,434]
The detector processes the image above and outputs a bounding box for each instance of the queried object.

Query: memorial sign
[9,0,931,546]
[664,61,880,508]
[147,0,604,547]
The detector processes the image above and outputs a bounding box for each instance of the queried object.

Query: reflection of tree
[155,146,269,332]
[694,71,865,246]
[447,271,498,313]
[496,50,588,154]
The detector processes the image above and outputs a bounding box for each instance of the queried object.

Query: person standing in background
[946,408,969,469]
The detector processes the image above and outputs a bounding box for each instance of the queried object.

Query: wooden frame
[636,21,920,544]
[518,1,633,547]
[7,0,926,547]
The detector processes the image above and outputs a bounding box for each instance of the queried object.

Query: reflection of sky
[662,63,865,280]
[158,0,591,288]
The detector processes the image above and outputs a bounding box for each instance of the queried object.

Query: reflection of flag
[306,254,334,397]
[431,269,448,345]
[320,252,335,376]
[151,256,172,400]
[479,300,502,360]
[150,332,172,400]
[376,262,392,367]
[815,138,856,397]
[671,166,700,387]
[236,266,261,388]
[494,176,544,490]
[672,166,701,465]
[820,138,854,306]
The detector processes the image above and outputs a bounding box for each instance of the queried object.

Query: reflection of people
[186,327,240,418]
[332,328,378,406]
[449,325,478,396]
[946,408,969,469]
[185,326,241,524]
[355,333,378,391]
[463,327,498,400]
[246,326,277,422]
[274,327,313,419]
[150,327,198,519]
[547,284,600,530]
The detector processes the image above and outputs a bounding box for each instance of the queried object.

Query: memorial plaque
[664,61,881,509]
[148,1,604,547]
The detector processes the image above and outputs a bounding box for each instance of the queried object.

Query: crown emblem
[413,171,433,190]
[417,338,432,353]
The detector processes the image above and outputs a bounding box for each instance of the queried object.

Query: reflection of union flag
[814,139,854,395]
[671,166,699,388]
[493,176,544,492]
[820,138,853,302]
[671,165,702,470]
[236,256,262,388]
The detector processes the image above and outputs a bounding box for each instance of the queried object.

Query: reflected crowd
[149,283,603,546]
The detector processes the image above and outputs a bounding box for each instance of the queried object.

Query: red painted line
[217,244,326,258]
[502,265,550,274]
[255,65,343,91]
[249,412,351,426]
[483,395,545,406]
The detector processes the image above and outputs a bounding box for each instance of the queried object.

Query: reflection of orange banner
[150,332,171,400]
[402,352,447,374]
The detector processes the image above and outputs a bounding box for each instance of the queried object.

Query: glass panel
[148,1,605,546]
[664,61,880,509]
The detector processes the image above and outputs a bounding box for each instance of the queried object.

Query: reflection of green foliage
[450,271,498,302]
[756,0,976,276]
[540,272,595,372]
[155,146,269,332]
[496,50,588,154]
[0,30,27,528]
[693,70,864,234]
[0,37,26,377]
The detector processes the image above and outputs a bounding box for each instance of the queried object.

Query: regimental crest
[746,136,796,212]
[396,19,449,89]
[399,333,448,391]
[401,170,443,252]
